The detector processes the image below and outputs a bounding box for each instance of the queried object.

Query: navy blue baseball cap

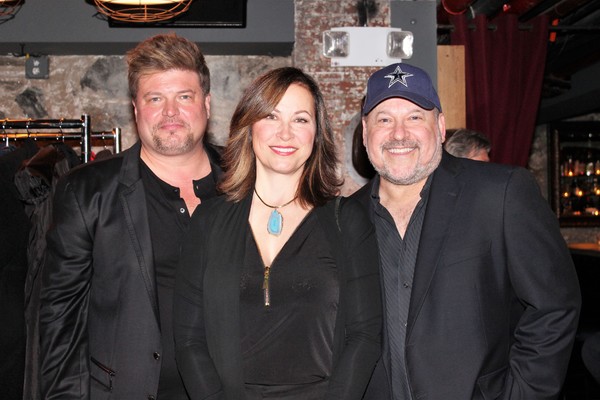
[362,63,442,115]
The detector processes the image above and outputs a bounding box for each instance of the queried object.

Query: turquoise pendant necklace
[254,188,297,236]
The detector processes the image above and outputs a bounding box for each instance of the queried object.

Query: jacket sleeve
[39,177,93,399]
[326,198,382,400]
[503,168,581,399]
[173,204,225,400]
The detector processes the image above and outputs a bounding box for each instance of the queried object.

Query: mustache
[382,139,419,150]
[155,118,188,130]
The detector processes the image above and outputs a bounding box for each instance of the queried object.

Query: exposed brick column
[293,0,389,194]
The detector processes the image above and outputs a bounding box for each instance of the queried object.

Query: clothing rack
[1,114,121,163]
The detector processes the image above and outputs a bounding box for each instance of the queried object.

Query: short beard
[151,120,195,155]
[368,134,443,186]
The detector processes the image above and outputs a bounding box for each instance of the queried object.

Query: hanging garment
[0,140,39,400]
[15,143,80,400]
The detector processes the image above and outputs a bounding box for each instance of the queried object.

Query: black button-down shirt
[140,154,220,399]
[369,175,432,400]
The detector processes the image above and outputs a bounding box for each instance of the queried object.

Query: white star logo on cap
[384,66,414,88]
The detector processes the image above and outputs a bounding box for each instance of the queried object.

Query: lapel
[117,142,160,322]
[406,153,464,339]
[203,195,252,398]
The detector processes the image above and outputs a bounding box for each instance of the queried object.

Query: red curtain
[449,13,549,166]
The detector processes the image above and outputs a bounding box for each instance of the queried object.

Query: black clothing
[369,176,430,400]
[174,195,382,400]
[141,158,220,399]
[241,213,338,398]
[39,141,223,399]
[355,153,581,400]
[17,143,81,400]
[0,140,38,400]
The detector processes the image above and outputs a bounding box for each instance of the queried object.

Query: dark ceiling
[436,0,600,102]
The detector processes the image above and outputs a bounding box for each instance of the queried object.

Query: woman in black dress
[173,67,381,400]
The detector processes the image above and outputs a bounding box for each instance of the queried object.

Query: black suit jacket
[39,141,222,399]
[355,152,581,400]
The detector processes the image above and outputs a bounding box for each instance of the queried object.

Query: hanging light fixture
[0,0,24,21]
[93,0,192,23]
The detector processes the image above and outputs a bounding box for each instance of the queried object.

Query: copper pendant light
[0,0,24,19]
[93,0,192,23]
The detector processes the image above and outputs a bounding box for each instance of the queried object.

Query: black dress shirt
[369,176,432,400]
[140,157,220,399]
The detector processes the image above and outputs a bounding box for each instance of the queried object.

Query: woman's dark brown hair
[219,67,342,207]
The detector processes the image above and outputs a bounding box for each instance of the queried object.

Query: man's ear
[362,117,368,147]
[132,99,138,121]
[204,93,211,120]
[438,113,446,143]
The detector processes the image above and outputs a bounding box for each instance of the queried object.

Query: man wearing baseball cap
[352,63,580,400]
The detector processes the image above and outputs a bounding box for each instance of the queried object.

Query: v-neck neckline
[248,208,315,269]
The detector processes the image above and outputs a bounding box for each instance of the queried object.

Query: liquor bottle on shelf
[550,121,600,226]
[585,150,595,176]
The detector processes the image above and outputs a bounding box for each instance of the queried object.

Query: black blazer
[39,141,222,399]
[355,152,581,400]
[173,195,382,400]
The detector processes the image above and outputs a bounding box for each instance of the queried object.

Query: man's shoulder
[61,145,139,191]
[67,151,126,180]
[350,179,376,207]
[441,154,524,182]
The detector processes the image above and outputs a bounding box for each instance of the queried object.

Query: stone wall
[0,54,290,151]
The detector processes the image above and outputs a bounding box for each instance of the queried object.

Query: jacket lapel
[204,195,252,399]
[406,154,464,339]
[117,142,160,322]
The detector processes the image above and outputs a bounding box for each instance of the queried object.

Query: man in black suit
[39,33,222,399]
[354,63,581,400]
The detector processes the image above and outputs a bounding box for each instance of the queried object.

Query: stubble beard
[151,122,195,156]
[368,134,444,186]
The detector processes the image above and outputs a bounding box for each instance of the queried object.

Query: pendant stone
[267,209,283,236]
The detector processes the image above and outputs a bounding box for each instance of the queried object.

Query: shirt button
[180,207,185,214]
[153,352,161,360]
[148,396,156,400]
[403,282,410,288]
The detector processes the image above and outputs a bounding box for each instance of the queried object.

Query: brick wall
[293,0,390,194]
